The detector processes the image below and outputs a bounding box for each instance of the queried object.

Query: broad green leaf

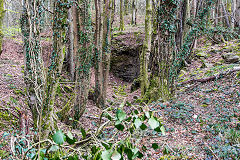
[134,118,142,128]
[140,123,147,130]
[101,150,112,160]
[81,128,86,139]
[68,155,79,160]
[148,117,159,129]
[117,109,126,121]
[152,143,158,150]
[137,151,144,158]
[132,148,139,155]
[163,146,170,155]
[111,151,121,160]
[124,148,133,160]
[115,123,124,131]
[145,112,150,118]
[119,101,125,108]
[160,126,166,136]
[132,148,139,159]
[52,130,66,145]
[48,145,59,152]
[67,131,73,140]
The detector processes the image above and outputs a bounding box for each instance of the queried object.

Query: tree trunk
[101,0,112,108]
[124,0,129,15]
[140,0,151,96]
[182,0,190,41]
[42,0,69,138]
[94,0,104,108]
[21,0,45,129]
[119,0,125,30]
[68,8,74,81]
[131,0,136,25]
[0,0,4,54]
[73,0,94,125]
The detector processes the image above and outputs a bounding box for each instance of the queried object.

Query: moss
[0,0,4,52]
[143,76,172,103]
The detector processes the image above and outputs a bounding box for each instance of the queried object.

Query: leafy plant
[18,102,165,159]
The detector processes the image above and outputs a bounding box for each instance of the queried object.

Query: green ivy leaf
[163,146,170,155]
[67,131,73,140]
[124,148,133,160]
[101,150,112,160]
[81,128,86,139]
[134,118,142,128]
[52,130,66,145]
[115,123,125,131]
[140,123,147,130]
[160,126,166,136]
[145,111,150,118]
[111,151,121,160]
[117,109,126,121]
[152,143,158,150]
[48,145,59,152]
[132,148,139,159]
[68,155,79,160]
[148,117,159,129]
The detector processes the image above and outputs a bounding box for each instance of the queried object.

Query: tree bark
[131,0,136,25]
[101,0,112,108]
[67,8,74,81]
[42,0,69,138]
[140,0,151,96]
[0,0,4,53]
[72,0,94,125]
[119,0,125,30]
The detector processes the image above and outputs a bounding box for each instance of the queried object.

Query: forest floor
[0,32,240,159]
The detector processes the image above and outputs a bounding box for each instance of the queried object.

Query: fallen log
[178,66,240,86]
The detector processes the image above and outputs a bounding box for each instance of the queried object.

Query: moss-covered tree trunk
[140,0,151,96]
[0,0,4,53]
[124,0,129,15]
[41,0,69,138]
[67,8,75,81]
[72,0,94,125]
[21,0,45,129]
[119,0,125,31]
[101,0,112,108]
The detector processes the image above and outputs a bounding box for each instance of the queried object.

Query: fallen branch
[178,67,240,86]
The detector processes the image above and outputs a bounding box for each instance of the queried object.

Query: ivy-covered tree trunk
[21,0,45,129]
[119,0,125,31]
[0,0,4,53]
[145,0,215,103]
[72,0,94,125]
[140,0,151,96]
[41,0,69,138]
[67,8,75,81]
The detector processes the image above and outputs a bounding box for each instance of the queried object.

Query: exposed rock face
[111,32,144,81]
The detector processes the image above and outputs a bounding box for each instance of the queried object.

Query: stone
[196,51,210,58]
[222,53,240,63]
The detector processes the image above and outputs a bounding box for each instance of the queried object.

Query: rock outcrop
[111,31,144,81]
